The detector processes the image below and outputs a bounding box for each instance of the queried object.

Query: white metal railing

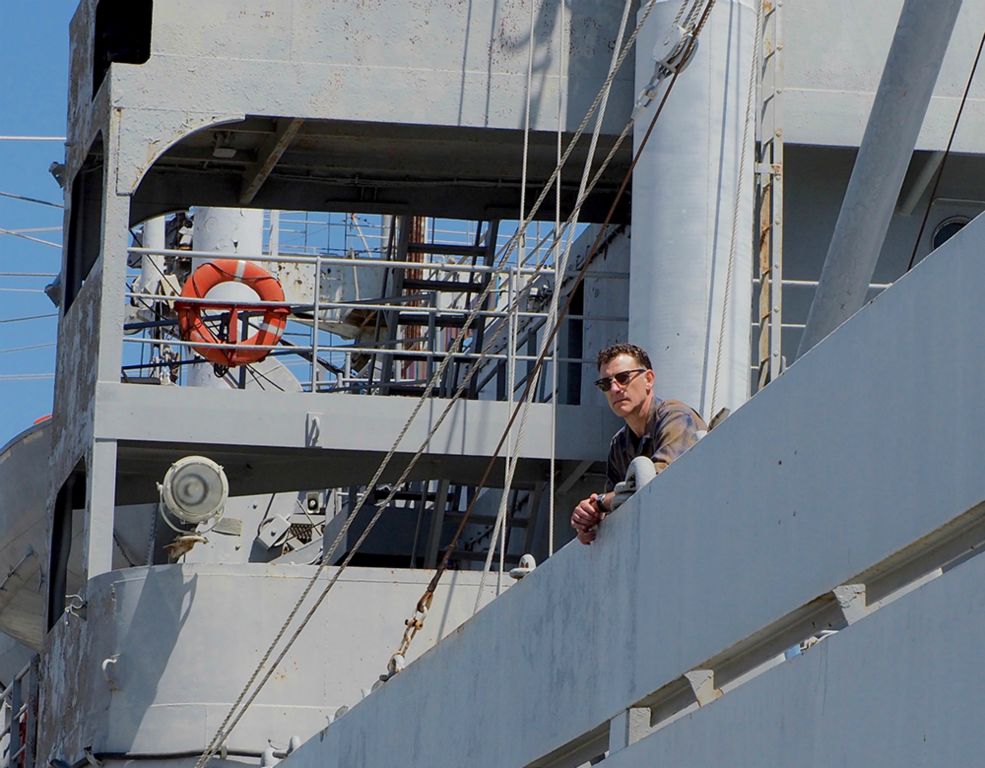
[127,247,554,276]
[0,657,38,768]
[123,242,568,395]
[752,276,893,290]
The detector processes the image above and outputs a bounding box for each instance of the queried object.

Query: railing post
[8,668,23,765]
[311,251,321,393]
[608,707,650,754]
[24,657,38,768]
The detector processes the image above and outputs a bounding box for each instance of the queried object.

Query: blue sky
[0,3,76,445]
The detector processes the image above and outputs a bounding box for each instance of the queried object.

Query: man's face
[598,353,654,419]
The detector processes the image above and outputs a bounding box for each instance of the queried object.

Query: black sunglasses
[594,368,646,392]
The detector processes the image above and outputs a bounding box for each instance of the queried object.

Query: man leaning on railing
[570,342,706,545]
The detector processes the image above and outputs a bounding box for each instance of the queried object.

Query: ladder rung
[444,513,529,527]
[451,551,523,564]
[402,278,483,293]
[396,312,467,328]
[406,242,487,257]
[386,491,438,502]
[379,381,431,393]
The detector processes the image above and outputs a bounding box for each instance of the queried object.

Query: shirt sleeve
[651,405,703,474]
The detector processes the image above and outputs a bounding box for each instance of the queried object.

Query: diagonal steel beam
[239,117,304,205]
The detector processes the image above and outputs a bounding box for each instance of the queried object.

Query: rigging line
[476,0,634,606]
[0,342,55,354]
[2,226,63,235]
[466,119,651,612]
[0,191,63,209]
[337,3,652,454]
[488,0,663,268]
[0,374,54,381]
[245,363,287,393]
[197,314,498,764]
[203,106,635,762]
[0,271,57,277]
[196,9,676,757]
[518,0,537,267]
[0,136,65,142]
[197,236,519,761]
[430,0,717,621]
[0,312,57,324]
[502,268,519,592]
[0,228,61,249]
[684,0,706,30]
[0,288,45,293]
[549,0,566,557]
[674,0,697,26]
[905,25,985,273]
[710,0,764,417]
[474,132,639,611]
[198,84,641,762]
[515,0,535,551]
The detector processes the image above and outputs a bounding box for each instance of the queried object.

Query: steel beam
[239,117,304,205]
[798,0,962,355]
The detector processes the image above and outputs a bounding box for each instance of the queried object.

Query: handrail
[0,656,39,768]
[126,247,554,277]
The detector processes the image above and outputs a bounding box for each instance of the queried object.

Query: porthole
[932,216,969,250]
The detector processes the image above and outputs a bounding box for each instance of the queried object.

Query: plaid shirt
[604,397,707,491]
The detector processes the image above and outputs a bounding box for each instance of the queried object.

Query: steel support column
[798,0,963,356]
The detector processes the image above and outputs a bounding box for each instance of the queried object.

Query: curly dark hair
[596,342,652,371]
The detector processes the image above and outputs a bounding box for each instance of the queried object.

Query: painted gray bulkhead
[37,565,503,759]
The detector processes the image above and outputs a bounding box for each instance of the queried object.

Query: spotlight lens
[161,456,228,525]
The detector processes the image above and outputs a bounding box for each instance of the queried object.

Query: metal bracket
[684,668,722,707]
[832,583,867,625]
[755,162,783,179]
[64,593,87,622]
[608,707,650,754]
[305,412,322,447]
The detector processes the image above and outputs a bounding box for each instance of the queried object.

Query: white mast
[628,0,756,418]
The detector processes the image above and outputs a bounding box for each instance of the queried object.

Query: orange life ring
[176,259,289,367]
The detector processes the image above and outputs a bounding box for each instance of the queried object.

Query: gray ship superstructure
[1,0,985,766]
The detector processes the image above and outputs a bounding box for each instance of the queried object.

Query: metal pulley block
[635,23,699,111]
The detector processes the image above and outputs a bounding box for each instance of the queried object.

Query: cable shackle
[386,590,434,678]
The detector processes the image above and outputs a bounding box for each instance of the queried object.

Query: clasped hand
[570,496,605,545]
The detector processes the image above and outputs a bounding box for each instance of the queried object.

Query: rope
[195,3,689,759]
[548,0,566,558]
[905,25,985,272]
[196,306,492,764]
[199,211,571,745]
[0,313,57,325]
[430,0,718,649]
[0,227,61,249]
[0,190,63,209]
[493,0,539,590]
[518,0,537,269]
[475,0,635,610]
[197,116,601,767]
[710,0,763,416]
